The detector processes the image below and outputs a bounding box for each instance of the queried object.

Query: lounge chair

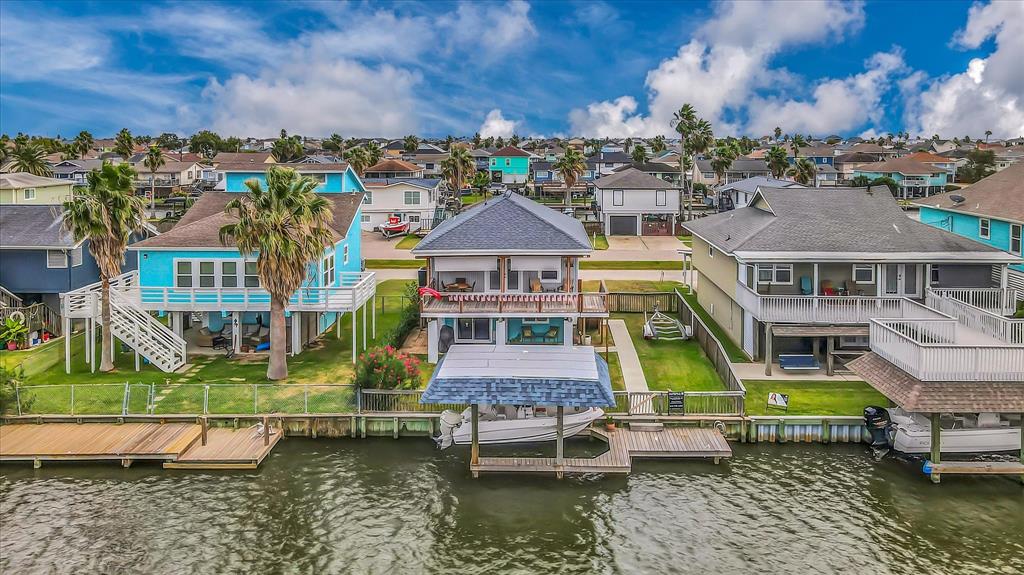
[244,325,269,348]
[193,326,223,347]
[799,276,812,295]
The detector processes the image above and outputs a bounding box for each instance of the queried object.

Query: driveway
[593,235,686,262]
[361,231,415,260]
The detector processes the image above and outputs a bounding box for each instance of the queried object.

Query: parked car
[487,183,507,195]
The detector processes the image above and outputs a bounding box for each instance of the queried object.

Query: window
[505,158,510,167]
[363,191,372,204]
[221,261,238,287]
[408,214,420,223]
[46,250,67,268]
[425,163,434,170]
[198,261,215,287]
[23,188,36,200]
[343,244,349,265]
[489,259,501,290]
[708,245,714,258]
[931,266,940,283]
[361,214,370,223]
[540,270,558,280]
[852,264,875,284]
[176,261,192,287]
[605,162,613,168]
[1012,224,1022,255]
[322,253,335,286]
[757,264,793,285]
[244,261,259,287]
[612,190,624,206]
[309,173,327,184]
[70,247,83,267]
[404,190,421,205]
[506,259,519,290]
[979,218,991,239]
[656,190,667,206]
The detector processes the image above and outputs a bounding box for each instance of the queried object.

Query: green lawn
[591,234,609,250]
[677,289,750,363]
[580,260,683,270]
[365,259,424,269]
[394,235,421,249]
[742,380,887,416]
[613,313,723,391]
[676,235,693,245]
[461,193,487,206]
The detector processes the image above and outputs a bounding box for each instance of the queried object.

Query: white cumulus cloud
[478,109,519,138]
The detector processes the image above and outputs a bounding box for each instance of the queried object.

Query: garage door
[609,215,637,235]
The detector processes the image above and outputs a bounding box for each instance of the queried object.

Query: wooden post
[201,416,208,446]
[764,323,773,376]
[263,415,270,446]
[930,412,941,484]
[603,319,609,360]
[556,405,565,479]
[826,336,834,376]
[470,403,480,476]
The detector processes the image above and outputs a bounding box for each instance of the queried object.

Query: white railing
[135,271,376,313]
[870,319,1024,382]
[927,289,1024,345]
[931,287,1021,315]
[738,282,947,324]
[420,291,608,316]
[0,285,23,308]
[61,271,140,318]
[108,289,187,372]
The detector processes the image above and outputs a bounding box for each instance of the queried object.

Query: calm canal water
[2,439,1022,574]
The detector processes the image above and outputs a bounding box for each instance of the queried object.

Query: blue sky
[1,1,1021,139]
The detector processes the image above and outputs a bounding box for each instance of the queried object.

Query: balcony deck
[737,282,950,325]
[421,291,608,317]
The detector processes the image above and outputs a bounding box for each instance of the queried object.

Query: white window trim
[70,246,84,267]
[403,190,421,205]
[46,250,67,269]
[612,190,624,206]
[852,264,875,284]
[708,245,714,259]
[1011,224,1022,255]
[173,258,259,289]
[23,188,36,200]
[757,263,794,285]
[363,191,372,204]
[979,218,991,239]
[343,244,349,266]
[322,253,335,287]
[655,190,667,206]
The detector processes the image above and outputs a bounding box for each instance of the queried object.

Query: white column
[232,312,241,353]
[427,320,439,364]
[1000,265,1008,290]
[64,316,71,374]
[290,313,299,357]
[813,263,819,295]
[362,302,367,350]
[876,265,883,297]
[563,318,573,348]
[351,306,357,363]
[495,319,507,347]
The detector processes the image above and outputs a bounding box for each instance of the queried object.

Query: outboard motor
[435,410,463,449]
[863,406,892,449]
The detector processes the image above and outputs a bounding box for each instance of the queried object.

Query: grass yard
[394,235,421,249]
[742,380,887,416]
[365,259,424,269]
[590,234,609,250]
[461,192,487,206]
[613,313,723,391]
[580,260,683,271]
[677,289,750,363]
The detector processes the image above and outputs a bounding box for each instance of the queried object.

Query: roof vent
[949,194,966,205]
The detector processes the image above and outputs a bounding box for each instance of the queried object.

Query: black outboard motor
[863,406,891,448]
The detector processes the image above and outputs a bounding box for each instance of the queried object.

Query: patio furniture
[530,278,543,293]
[244,326,270,348]
[543,326,559,343]
[779,354,821,371]
[193,326,223,347]
[522,327,534,342]
[799,276,812,295]
[821,279,838,296]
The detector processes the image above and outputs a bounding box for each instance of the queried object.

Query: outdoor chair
[244,326,270,347]
[799,276,813,295]
[530,278,543,293]
[821,279,838,296]
[193,326,223,347]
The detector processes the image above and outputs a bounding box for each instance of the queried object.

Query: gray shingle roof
[695,158,770,173]
[913,162,1024,222]
[683,186,1018,259]
[0,205,77,248]
[594,167,678,189]
[0,173,71,190]
[412,193,591,254]
[719,177,803,195]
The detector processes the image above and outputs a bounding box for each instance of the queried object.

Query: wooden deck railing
[926,289,1024,345]
[736,282,948,324]
[869,319,1024,381]
[420,291,608,316]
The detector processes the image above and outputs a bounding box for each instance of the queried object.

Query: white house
[593,167,680,236]
[360,177,443,231]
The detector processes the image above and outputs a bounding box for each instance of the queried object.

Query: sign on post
[766,392,789,412]
[667,392,685,414]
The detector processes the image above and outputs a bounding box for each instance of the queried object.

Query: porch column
[362,302,367,350]
[232,312,241,354]
[470,403,480,476]
[64,315,71,374]
[555,405,565,479]
[351,305,357,363]
[427,320,439,363]
[826,336,835,376]
[1000,266,1009,290]
[564,318,573,348]
[172,312,184,338]
[876,265,883,298]
[290,313,300,357]
[89,318,96,374]
[764,323,773,376]
[813,263,819,295]
[925,264,932,291]
[495,319,507,347]
[929,412,942,484]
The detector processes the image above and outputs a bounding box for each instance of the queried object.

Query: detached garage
[594,168,680,236]
[609,215,638,236]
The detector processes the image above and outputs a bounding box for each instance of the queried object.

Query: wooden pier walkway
[0,422,281,469]
[472,426,732,477]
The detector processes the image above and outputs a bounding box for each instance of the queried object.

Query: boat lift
[643,303,690,340]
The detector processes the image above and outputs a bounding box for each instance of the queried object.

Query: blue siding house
[854,158,948,199]
[915,163,1024,289]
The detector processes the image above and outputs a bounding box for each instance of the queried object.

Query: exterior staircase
[62,272,186,373]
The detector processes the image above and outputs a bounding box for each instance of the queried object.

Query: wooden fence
[674,289,747,395]
[606,292,678,313]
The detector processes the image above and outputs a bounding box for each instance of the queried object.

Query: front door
[883,264,921,297]
[456,318,492,342]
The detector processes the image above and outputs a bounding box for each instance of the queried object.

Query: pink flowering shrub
[354,345,421,389]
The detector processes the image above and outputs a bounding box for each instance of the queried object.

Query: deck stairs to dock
[62,271,186,373]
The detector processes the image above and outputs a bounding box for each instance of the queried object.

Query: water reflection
[1,440,1021,574]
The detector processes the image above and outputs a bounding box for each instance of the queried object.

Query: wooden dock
[0,422,281,469]
[927,461,1024,483]
[472,426,732,477]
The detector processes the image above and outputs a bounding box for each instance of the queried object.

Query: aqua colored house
[853,158,947,199]
[915,163,1024,288]
[488,146,531,185]
[60,164,376,374]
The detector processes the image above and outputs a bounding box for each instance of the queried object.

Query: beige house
[0,173,75,205]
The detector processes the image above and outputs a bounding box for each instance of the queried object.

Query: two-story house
[412,193,608,363]
[915,163,1024,292]
[853,158,948,199]
[59,164,375,374]
[0,173,75,205]
[593,168,680,236]
[361,177,444,232]
[717,176,803,211]
[683,186,1019,371]
[364,159,424,179]
[694,158,771,186]
[488,146,531,185]
[610,162,683,186]
[588,151,632,177]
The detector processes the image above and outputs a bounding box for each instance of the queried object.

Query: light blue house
[61,164,376,374]
[853,158,948,199]
[915,163,1024,290]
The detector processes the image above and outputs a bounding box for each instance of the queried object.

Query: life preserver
[418,287,442,300]
[9,311,25,324]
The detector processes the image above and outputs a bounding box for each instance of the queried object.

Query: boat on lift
[865,406,1022,454]
[435,404,604,449]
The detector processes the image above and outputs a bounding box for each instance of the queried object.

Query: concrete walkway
[607,319,649,392]
[729,360,865,382]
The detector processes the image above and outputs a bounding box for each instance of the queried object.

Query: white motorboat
[435,405,604,449]
[865,406,1021,454]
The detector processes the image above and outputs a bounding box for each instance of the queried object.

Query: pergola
[421,345,615,477]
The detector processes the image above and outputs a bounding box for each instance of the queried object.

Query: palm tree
[323,133,344,154]
[343,147,370,176]
[403,135,419,153]
[710,144,737,185]
[472,133,482,148]
[9,141,52,176]
[553,147,586,207]
[850,175,871,187]
[143,145,166,210]
[774,127,782,143]
[789,134,808,159]
[74,130,94,158]
[631,145,649,164]
[364,141,383,166]
[470,171,490,194]
[441,147,474,191]
[271,136,303,162]
[510,134,521,147]
[114,128,135,160]
[219,167,334,380]
[766,146,788,179]
[61,162,146,372]
[623,137,633,154]
[787,158,817,186]
[985,130,992,142]
[650,135,667,153]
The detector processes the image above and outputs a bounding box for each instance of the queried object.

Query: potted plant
[1,317,29,351]
[605,415,616,432]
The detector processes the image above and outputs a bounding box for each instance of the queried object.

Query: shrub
[354,345,421,389]
[381,282,421,349]
[0,365,28,415]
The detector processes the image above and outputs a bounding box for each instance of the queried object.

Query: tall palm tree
[403,135,419,153]
[789,134,808,159]
[441,147,474,191]
[766,146,788,179]
[364,141,383,166]
[631,145,649,164]
[323,133,344,154]
[650,135,667,153]
[343,147,370,176]
[710,144,737,185]
[143,145,166,210]
[219,167,334,380]
[553,147,586,207]
[623,137,633,154]
[774,127,782,143]
[61,162,146,372]
[985,130,992,142]
[74,130,94,158]
[787,158,817,186]
[114,128,135,160]
[9,141,53,176]
[271,136,303,162]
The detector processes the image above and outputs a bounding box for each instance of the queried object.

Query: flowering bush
[354,345,421,389]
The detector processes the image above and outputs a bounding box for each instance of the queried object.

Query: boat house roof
[421,346,615,408]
